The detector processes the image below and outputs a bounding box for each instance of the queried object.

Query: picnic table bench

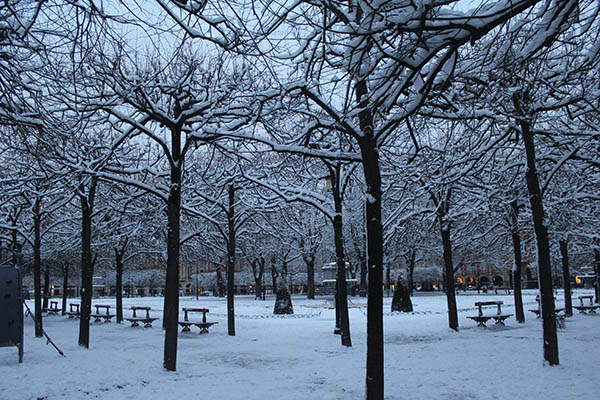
[467,301,512,327]
[125,306,159,327]
[90,304,115,322]
[66,303,80,318]
[574,296,599,314]
[178,307,218,334]
[46,301,61,315]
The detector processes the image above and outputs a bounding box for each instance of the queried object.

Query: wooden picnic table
[91,304,115,322]
[476,301,503,316]
[66,303,80,318]
[574,295,599,314]
[131,306,151,318]
[46,300,61,315]
[178,308,217,333]
[467,300,512,327]
[125,306,159,327]
[183,307,209,323]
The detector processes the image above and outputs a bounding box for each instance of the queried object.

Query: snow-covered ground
[1,289,598,400]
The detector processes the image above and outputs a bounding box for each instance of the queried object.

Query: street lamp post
[195,263,199,301]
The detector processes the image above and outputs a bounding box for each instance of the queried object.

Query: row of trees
[1,1,599,398]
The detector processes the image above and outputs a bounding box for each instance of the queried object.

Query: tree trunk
[594,249,600,304]
[115,248,124,323]
[359,250,367,297]
[61,263,68,315]
[216,266,224,297]
[11,229,18,266]
[407,249,416,295]
[358,135,384,399]
[254,274,262,300]
[519,114,559,365]
[273,273,294,314]
[33,200,43,338]
[334,284,341,334]
[385,266,391,291]
[510,200,525,323]
[391,277,413,312]
[332,171,351,347]
[78,180,96,349]
[271,258,278,295]
[559,240,573,316]
[43,266,50,311]
[251,258,264,300]
[440,223,459,331]
[305,255,315,300]
[163,127,182,371]
[350,0,384,391]
[227,184,236,336]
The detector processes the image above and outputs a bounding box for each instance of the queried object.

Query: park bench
[124,306,159,327]
[46,301,61,315]
[467,301,512,328]
[574,296,599,314]
[90,304,115,322]
[178,307,218,334]
[528,295,568,318]
[66,303,80,318]
[528,295,542,317]
[529,307,567,327]
[528,295,566,327]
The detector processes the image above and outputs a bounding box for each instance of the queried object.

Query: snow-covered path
[1,290,598,399]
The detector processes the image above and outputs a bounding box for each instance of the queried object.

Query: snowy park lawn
[1,289,599,400]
